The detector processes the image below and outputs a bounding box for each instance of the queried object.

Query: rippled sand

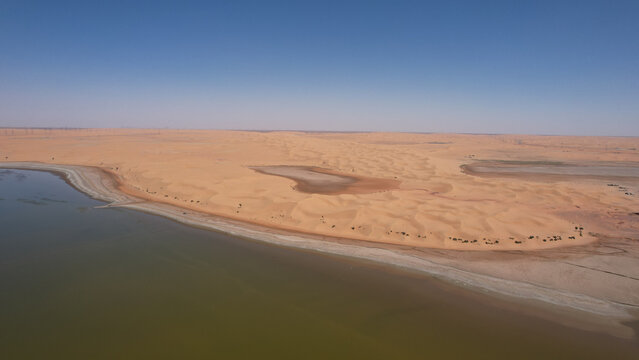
[1,129,637,251]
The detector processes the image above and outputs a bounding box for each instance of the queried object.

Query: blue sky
[1,0,638,135]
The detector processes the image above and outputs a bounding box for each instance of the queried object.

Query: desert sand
[1,128,639,336]
[1,128,637,250]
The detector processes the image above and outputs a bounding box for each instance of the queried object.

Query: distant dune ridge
[2,128,639,337]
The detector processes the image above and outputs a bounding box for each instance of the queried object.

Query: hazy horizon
[1,1,638,136]
[3,126,639,138]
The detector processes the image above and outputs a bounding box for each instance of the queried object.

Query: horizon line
[1,126,638,138]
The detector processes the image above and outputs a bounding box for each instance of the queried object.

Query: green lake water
[0,169,637,359]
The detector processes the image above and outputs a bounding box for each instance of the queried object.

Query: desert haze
[1,128,639,336]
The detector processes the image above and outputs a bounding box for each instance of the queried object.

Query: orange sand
[1,128,638,251]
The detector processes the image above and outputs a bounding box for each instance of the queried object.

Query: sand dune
[1,129,638,251]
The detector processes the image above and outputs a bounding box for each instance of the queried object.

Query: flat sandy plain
[1,128,639,337]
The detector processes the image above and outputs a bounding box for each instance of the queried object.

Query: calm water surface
[0,169,637,359]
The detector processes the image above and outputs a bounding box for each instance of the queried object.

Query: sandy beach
[1,129,639,337]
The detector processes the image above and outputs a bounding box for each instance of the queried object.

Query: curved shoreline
[2,161,638,339]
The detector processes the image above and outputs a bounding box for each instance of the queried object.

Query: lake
[0,169,637,359]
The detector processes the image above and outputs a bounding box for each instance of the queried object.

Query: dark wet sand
[250,165,399,194]
[462,161,639,182]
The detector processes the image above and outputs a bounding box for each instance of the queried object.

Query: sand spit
[2,161,639,339]
[249,165,399,194]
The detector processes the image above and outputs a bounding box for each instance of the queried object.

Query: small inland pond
[0,169,637,359]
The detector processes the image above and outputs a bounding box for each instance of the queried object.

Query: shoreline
[2,161,638,339]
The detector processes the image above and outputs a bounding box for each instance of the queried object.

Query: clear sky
[1,0,638,135]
